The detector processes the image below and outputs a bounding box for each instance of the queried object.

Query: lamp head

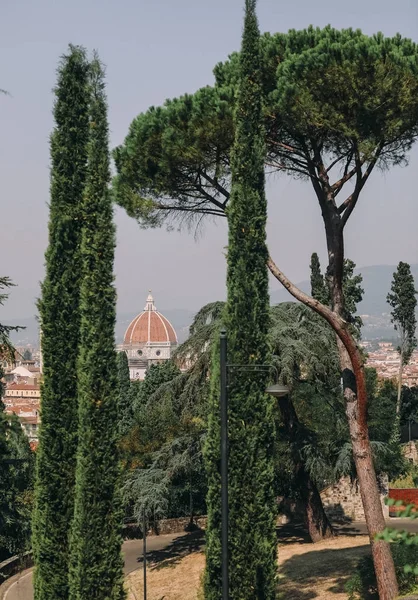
[265,384,290,398]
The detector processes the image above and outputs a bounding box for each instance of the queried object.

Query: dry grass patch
[126,534,371,600]
[126,552,205,600]
[278,535,370,600]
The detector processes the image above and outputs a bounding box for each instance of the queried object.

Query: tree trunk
[267,256,399,599]
[278,394,334,542]
[397,350,403,415]
[339,341,398,600]
[189,468,194,527]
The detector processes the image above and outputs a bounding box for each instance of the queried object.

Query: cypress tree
[387,261,417,414]
[310,252,329,305]
[204,2,277,598]
[68,56,125,600]
[33,46,90,600]
[117,351,132,438]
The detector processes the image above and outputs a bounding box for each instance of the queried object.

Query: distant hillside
[8,265,417,346]
[9,309,196,347]
[271,264,418,316]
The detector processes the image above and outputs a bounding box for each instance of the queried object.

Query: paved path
[2,531,203,600]
[4,519,418,600]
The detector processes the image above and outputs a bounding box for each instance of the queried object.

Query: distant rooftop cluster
[362,341,418,387]
[1,346,41,449]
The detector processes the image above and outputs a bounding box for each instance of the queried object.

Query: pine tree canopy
[113,27,418,231]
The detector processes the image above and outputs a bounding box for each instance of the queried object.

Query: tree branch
[199,170,230,204]
[340,141,384,228]
[267,255,367,428]
[153,201,226,218]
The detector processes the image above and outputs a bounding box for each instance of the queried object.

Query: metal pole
[143,508,147,600]
[220,329,229,600]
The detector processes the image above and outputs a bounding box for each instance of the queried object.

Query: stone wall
[155,516,207,535]
[403,442,418,464]
[123,515,207,539]
[320,476,389,522]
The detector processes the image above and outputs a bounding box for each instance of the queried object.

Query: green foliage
[0,277,24,357]
[22,349,32,361]
[68,55,125,600]
[114,27,418,232]
[131,360,180,413]
[309,253,364,338]
[122,347,206,523]
[0,412,34,562]
[116,351,132,438]
[205,3,277,598]
[390,471,418,489]
[112,85,233,229]
[387,262,417,365]
[0,278,33,562]
[32,45,90,600]
[401,386,418,426]
[346,542,418,599]
[343,259,364,338]
[310,253,330,305]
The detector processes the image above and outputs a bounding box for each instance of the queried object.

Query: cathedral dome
[123,292,177,346]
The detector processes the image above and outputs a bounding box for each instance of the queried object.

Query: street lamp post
[143,508,147,600]
[219,329,289,600]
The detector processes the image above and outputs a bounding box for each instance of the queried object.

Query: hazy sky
[1,0,418,320]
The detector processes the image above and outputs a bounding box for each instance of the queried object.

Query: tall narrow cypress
[117,351,132,438]
[68,56,125,600]
[33,46,90,600]
[204,2,277,599]
[310,252,329,305]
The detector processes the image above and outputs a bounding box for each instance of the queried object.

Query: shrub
[346,543,418,599]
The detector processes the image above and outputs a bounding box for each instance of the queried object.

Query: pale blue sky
[1,0,418,319]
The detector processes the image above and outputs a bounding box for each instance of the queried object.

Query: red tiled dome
[124,292,177,345]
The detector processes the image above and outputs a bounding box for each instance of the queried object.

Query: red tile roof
[6,383,40,391]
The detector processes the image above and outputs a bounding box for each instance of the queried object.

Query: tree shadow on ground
[135,529,205,571]
[276,521,366,547]
[278,544,370,598]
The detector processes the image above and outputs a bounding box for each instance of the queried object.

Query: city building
[3,381,41,444]
[363,342,418,387]
[118,291,178,380]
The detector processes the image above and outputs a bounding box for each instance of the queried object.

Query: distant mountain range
[270,264,418,317]
[8,264,418,346]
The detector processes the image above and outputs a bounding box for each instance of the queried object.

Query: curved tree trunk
[268,257,399,600]
[277,394,334,542]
